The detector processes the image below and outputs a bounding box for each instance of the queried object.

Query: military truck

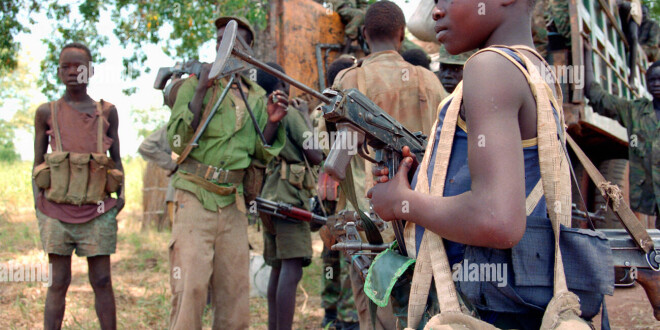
[562,0,653,229]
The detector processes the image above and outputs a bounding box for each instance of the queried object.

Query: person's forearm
[263,122,279,145]
[395,189,524,249]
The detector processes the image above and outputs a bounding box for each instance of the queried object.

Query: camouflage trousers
[322,247,359,323]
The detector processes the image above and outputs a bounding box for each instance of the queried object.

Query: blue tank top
[410,49,550,265]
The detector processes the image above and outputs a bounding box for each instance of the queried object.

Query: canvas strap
[406,82,464,328]
[96,100,104,153]
[406,45,574,327]
[567,134,655,252]
[177,83,222,165]
[502,45,572,295]
[50,101,63,152]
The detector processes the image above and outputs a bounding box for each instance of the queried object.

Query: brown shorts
[37,208,118,257]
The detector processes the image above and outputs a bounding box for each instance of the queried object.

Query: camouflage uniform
[321,247,359,323]
[587,82,660,217]
[327,0,369,40]
[639,17,660,62]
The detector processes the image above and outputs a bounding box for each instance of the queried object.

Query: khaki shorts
[37,208,118,257]
[263,216,313,268]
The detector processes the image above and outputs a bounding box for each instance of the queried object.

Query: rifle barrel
[233,48,332,104]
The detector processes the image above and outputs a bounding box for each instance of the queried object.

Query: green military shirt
[168,76,286,212]
[587,82,660,215]
[260,107,315,209]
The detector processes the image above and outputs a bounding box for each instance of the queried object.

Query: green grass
[0,158,325,329]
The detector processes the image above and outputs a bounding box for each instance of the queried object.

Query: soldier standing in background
[585,44,660,320]
[255,63,323,330]
[331,2,447,328]
[435,45,475,94]
[166,16,287,329]
[318,56,360,330]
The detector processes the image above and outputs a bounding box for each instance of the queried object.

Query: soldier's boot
[337,320,359,330]
[322,308,338,328]
[636,268,660,321]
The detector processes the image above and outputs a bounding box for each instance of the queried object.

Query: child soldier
[167,16,287,330]
[256,63,323,330]
[33,42,124,330]
[331,1,447,328]
[435,45,474,94]
[369,0,607,328]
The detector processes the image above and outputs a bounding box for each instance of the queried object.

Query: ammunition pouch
[244,159,267,208]
[40,100,123,205]
[105,168,123,195]
[39,151,121,205]
[44,151,70,203]
[280,160,315,190]
[32,162,51,190]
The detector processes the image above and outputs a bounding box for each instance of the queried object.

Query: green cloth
[260,107,315,208]
[260,108,315,267]
[37,207,118,257]
[587,82,660,215]
[167,76,285,212]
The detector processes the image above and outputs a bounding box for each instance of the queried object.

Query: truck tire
[593,159,630,229]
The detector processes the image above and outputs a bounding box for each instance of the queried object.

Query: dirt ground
[593,284,660,330]
[1,209,658,329]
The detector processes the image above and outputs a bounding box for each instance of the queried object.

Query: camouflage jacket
[587,82,660,215]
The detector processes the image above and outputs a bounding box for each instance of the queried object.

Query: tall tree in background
[2,0,268,98]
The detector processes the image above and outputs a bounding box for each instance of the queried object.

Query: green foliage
[3,1,269,97]
[0,119,20,163]
[38,1,109,99]
[0,0,31,76]
[131,106,169,139]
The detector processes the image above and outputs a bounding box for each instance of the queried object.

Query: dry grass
[0,160,324,329]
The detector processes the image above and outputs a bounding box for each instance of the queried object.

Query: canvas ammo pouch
[32,162,51,189]
[280,160,315,190]
[458,215,614,320]
[44,151,70,203]
[41,100,122,205]
[244,159,267,207]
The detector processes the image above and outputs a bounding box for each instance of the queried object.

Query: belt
[178,158,245,184]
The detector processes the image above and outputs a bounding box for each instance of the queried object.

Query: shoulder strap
[50,101,63,152]
[96,100,104,153]
[406,83,464,328]
[567,135,655,252]
[177,84,221,165]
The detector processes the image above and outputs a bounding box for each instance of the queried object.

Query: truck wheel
[571,162,591,229]
[593,159,630,229]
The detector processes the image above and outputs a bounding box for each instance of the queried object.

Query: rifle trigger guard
[646,249,660,271]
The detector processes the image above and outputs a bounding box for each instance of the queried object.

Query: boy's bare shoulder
[35,103,52,121]
[462,50,530,114]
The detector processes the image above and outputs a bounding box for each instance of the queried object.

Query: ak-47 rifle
[210,20,420,267]
[319,89,427,257]
[255,197,389,279]
[255,197,327,226]
[571,204,660,270]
